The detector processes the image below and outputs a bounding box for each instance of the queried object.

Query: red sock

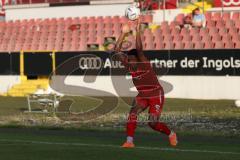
[126,113,137,137]
[149,122,171,136]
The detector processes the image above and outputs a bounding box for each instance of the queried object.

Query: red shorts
[135,94,165,116]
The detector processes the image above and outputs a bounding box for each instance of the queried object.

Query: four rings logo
[79,57,102,69]
[223,0,240,6]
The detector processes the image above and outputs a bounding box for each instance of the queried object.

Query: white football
[235,100,240,107]
[125,5,140,21]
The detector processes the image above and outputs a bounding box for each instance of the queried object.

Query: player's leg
[148,115,171,135]
[148,95,178,147]
[122,97,148,148]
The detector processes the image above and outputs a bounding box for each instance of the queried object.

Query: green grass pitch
[0,128,239,160]
[0,96,239,160]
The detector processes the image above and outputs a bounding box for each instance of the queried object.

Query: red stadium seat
[211,34,222,42]
[96,36,104,45]
[164,42,174,50]
[225,20,235,29]
[153,28,162,36]
[69,43,79,51]
[14,43,23,51]
[184,42,194,49]
[234,20,240,29]
[232,34,240,43]
[88,22,97,31]
[78,40,87,51]
[192,34,201,42]
[212,12,221,21]
[199,28,209,37]
[222,12,230,21]
[189,28,200,36]
[174,42,184,50]
[222,34,232,42]
[155,42,164,50]
[154,35,164,44]
[143,28,152,36]
[163,34,173,42]
[172,34,182,42]
[234,42,240,48]
[204,42,214,49]
[54,42,62,51]
[96,22,104,32]
[182,34,191,42]
[206,20,216,28]
[216,20,225,29]
[204,12,212,21]
[31,43,39,51]
[214,41,224,49]
[144,32,154,43]
[180,28,189,36]
[194,42,204,49]
[218,28,228,36]
[46,43,55,51]
[208,27,219,36]
[82,16,88,23]
[232,12,239,21]
[224,42,234,49]
[170,21,181,29]
[144,42,155,50]
[171,27,180,35]
[88,16,95,24]
[87,34,97,44]
[38,43,47,51]
[0,45,7,51]
[72,17,80,24]
[228,27,238,36]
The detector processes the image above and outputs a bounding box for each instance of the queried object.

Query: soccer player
[114,18,178,148]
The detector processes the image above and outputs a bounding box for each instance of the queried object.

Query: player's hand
[122,24,130,34]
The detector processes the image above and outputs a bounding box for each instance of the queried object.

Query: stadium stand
[3,0,176,10]
[0,11,240,52]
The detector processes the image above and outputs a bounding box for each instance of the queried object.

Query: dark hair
[127,49,138,56]
[192,7,200,16]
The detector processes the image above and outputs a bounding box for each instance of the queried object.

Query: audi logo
[79,57,102,70]
[223,0,240,6]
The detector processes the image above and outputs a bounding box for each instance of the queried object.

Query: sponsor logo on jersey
[155,104,161,112]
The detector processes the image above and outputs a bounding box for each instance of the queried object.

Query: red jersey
[127,60,163,98]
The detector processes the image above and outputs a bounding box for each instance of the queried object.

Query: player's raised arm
[136,18,147,61]
[114,24,130,53]
[114,24,130,65]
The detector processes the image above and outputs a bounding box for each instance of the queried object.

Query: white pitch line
[0,139,239,155]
